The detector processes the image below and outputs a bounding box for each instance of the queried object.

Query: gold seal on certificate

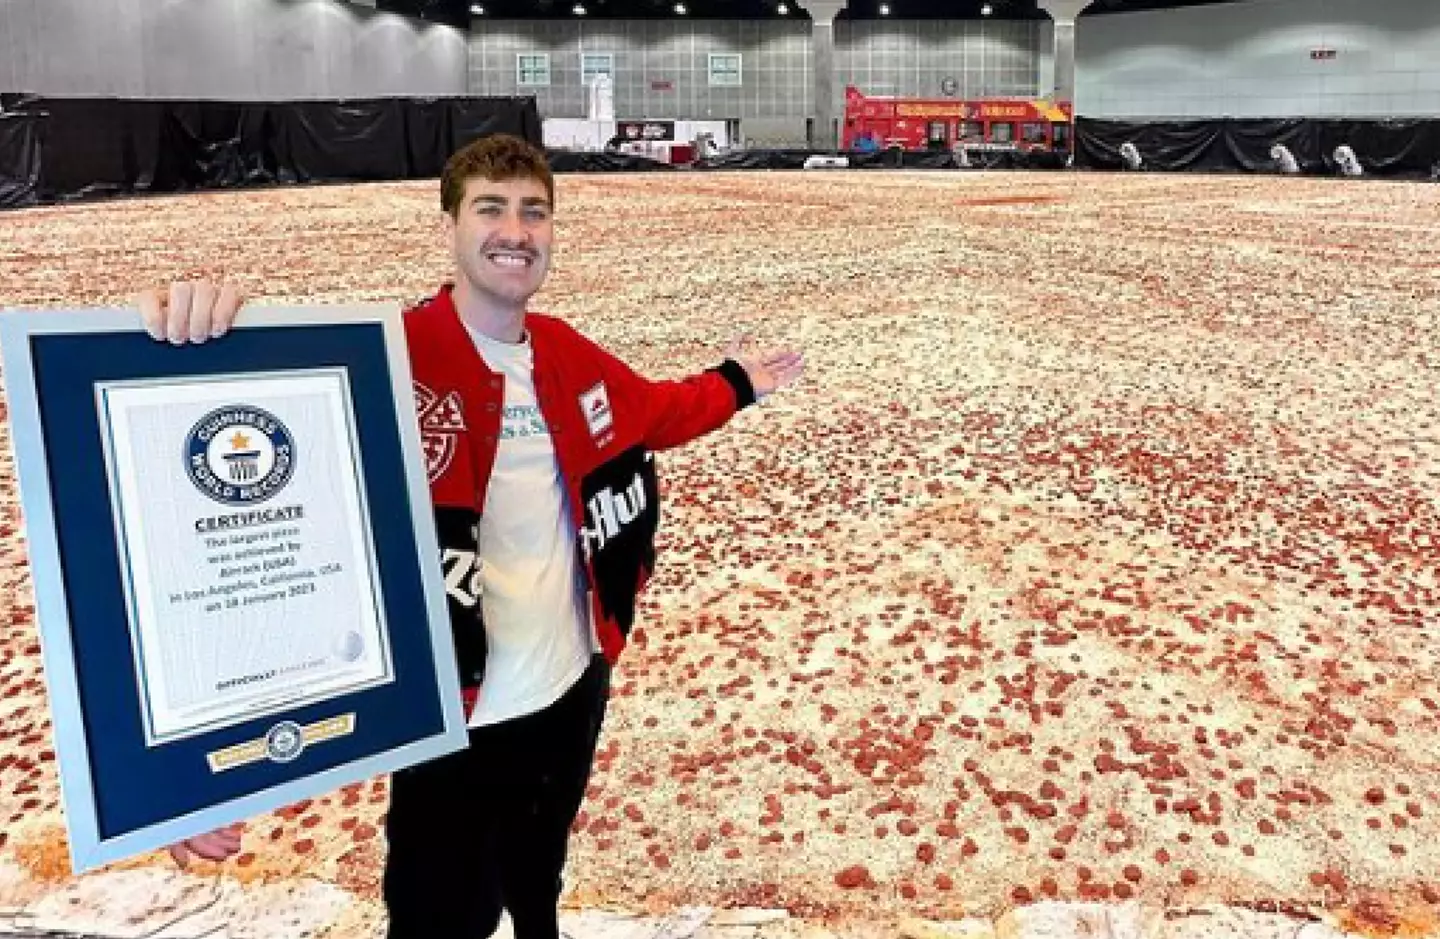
[96,368,394,748]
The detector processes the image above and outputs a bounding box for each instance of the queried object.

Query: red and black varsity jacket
[403,284,756,715]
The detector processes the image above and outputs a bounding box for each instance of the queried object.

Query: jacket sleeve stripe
[709,358,757,410]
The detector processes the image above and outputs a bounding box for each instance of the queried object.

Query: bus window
[1052,123,1072,149]
[990,122,1015,143]
[959,121,984,141]
[1022,122,1048,144]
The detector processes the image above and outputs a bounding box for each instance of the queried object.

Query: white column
[796,0,847,150]
[1038,21,1055,99]
[1036,0,1087,105]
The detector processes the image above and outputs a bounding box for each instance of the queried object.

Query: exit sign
[1310,48,1338,60]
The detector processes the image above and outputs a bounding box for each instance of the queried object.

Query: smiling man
[144,133,805,939]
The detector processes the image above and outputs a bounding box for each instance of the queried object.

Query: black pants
[382,654,611,939]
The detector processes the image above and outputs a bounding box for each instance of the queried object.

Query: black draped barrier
[849,149,957,169]
[691,147,1069,172]
[1317,119,1440,177]
[692,148,816,170]
[22,97,159,200]
[1074,118,1226,172]
[0,113,43,208]
[450,96,541,157]
[1077,116,1440,179]
[406,98,453,180]
[960,148,1070,171]
[273,99,411,183]
[0,94,541,207]
[545,149,675,172]
[1222,118,1320,172]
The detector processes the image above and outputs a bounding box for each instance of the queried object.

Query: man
[140,133,804,939]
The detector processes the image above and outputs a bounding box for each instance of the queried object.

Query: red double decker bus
[842,85,1074,153]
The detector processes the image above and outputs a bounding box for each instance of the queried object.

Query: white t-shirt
[465,324,594,728]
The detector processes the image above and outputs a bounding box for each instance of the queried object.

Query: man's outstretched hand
[167,823,245,869]
[137,281,245,345]
[726,334,805,401]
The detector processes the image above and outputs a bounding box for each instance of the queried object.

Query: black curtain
[1222,118,1320,172]
[1317,119,1440,177]
[449,96,539,155]
[156,101,278,189]
[693,148,814,170]
[406,98,453,179]
[545,149,674,172]
[859,149,961,169]
[691,147,1067,172]
[1075,118,1227,172]
[30,98,151,200]
[0,113,43,208]
[0,95,543,208]
[273,99,410,183]
[1077,116,1440,178]
[16,97,1438,204]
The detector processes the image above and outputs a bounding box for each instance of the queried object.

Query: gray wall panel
[835,20,1041,104]
[3,0,466,99]
[470,18,811,121]
[0,0,21,94]
[467,16,1039,123]
[1077,0,1440,118]
[252,0,335,98]
[6,0,145,95]
[148,0,248,99]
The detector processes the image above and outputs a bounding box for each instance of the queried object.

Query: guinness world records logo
[264,721,306,763]
[185,406,296,505]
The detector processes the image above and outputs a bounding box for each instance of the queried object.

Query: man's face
[447,175,553,307]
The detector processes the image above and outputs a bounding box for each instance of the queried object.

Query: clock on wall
[940,77,958,96]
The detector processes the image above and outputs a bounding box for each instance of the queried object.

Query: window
[708,53,742,87]
[990,122,1014,143]
[959,121,985,140]
[581,53,613,85]
[517,53,550,87]
[1022,122,1047,144]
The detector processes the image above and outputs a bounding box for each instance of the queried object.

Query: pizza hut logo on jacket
[415,381,466,481]
[580,381,614,440]
[581,446,660,631]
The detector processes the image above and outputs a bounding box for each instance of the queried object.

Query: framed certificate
[0,303,468,873]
